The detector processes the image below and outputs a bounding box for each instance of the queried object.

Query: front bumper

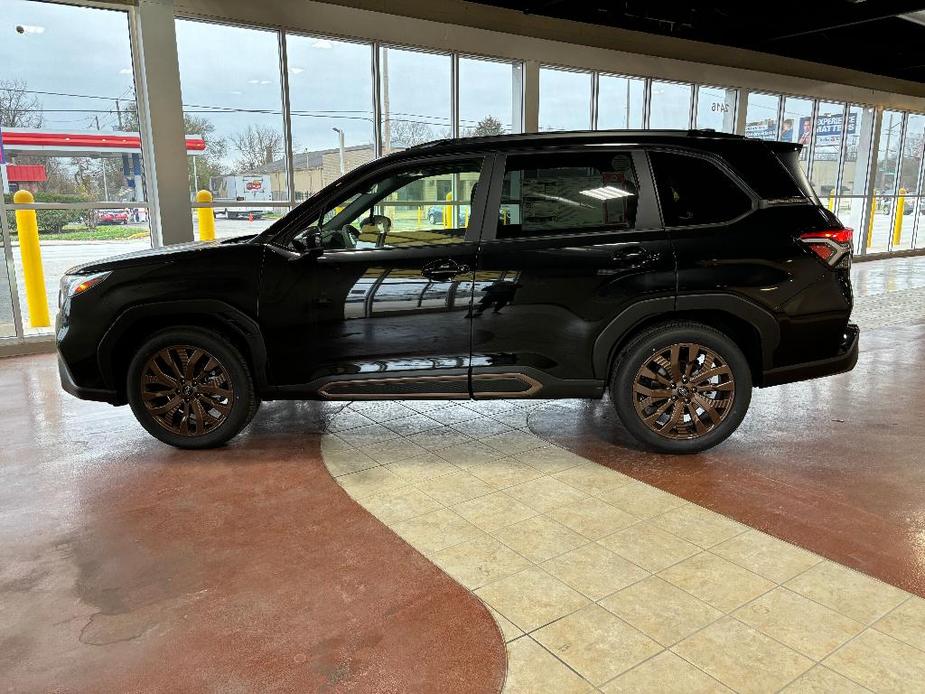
[761,323,860,387]
[58,353,118,404]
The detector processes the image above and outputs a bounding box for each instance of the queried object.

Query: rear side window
[649,151,752,227]
[497,152,638,238]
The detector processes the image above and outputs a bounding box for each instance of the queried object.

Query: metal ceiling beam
[759,2,925,42]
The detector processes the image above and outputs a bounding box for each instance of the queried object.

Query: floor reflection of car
[96,210,129,225]
[58,129,859,455]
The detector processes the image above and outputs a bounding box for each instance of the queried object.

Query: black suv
[57,130,858,453]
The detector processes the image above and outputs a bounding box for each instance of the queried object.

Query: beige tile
[651,504,747,549]
[437,440,506,467]
[408,427,472,451]
[541,543,648,600]
[513,444,588,473]
[326,409,375,432]
[423,403,482,425]
[504,636,593,694]
[659,552,775,613]
[453,491,538,532]
[601,576,722,647]
[874,597,925,651]
[780,665,871,693]
[552,463,634,496]
[494,409,532,429]
[493,515,589,563]
[466,458,545,489]
[598,522,700,572]
[362,437,429,464]
[402,399,454,414]
[380,413,443,436]
[361,486,443,524]
[674,617,812,694]
[430,535,531,589]
[785,560,909,624]
[383,452,457,483]
[482,429,548,455]
[321,446,380,477]
[547,497,637,540]
[603,651,732,693]
[391,508,484,554]
[474,567,590,632]
[486,605,523,642]
[461,399,518,416]
[597,481,687,518]
[711,529,821,583]
[347,400,416,422]
[734,587,864,660]
[824,628,925,693]
[416,470,496,506]
[320,433,357,454]
[336,423,400,447]
[336,466,407,500]
[450,416,512,438]
[533,604,662,685]
[505,476,588,513]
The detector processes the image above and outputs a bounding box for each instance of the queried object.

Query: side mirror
[292,227,323,255]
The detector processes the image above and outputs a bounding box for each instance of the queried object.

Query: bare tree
[385,119,435,150]
[230,125,284,173]
[0,79,43,128]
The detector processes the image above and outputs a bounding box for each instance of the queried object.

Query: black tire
[609,321,752,454]
[127,327,257,449]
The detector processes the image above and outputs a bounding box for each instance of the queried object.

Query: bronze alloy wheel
[140,345,235,437]
[632,342,735,440]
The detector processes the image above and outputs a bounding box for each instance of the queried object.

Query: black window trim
[477,146,660,245]
[644,146,760,231]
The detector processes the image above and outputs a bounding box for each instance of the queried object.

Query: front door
[259,156,490,398]
[470,148,676,398]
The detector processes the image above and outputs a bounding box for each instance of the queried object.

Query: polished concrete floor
[2,255,925,692]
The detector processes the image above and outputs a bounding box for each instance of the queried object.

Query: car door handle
[611,247,655,267]
[422,259,470,281]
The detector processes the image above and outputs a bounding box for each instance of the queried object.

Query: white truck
[210,175,273,219]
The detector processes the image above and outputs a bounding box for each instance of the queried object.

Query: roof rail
[406,128,747,150]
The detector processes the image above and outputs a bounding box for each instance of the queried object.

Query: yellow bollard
[13,190,50,328]
[443,192,452,230]
[866,202,875,250]
[827,193,835,212]
[195,190,216,241]
[892,188,906,247]
[417,206,423,224]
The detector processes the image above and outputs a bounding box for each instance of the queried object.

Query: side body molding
[591,293,781,378]
[97,299,268,392]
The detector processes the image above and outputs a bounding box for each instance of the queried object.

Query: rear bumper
[760,323,859,387]
[58,354,118,404]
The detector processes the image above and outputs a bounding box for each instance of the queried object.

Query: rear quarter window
[649,151,753,227]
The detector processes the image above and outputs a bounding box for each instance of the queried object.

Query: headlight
[58,271,110,307]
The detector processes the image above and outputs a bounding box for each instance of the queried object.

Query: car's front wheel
[610,321,752,454]
[127,327,257,449]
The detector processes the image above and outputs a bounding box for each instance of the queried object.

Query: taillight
[800,227,853,267]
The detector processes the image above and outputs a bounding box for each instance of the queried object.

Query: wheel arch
[593,294,780,384]
[98,300,268,403]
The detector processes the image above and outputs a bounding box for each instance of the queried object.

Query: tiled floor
[319,396,925,693]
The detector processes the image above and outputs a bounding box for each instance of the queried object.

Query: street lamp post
[332,128,345,176]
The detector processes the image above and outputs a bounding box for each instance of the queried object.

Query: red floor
[531,320,925,598]
[0,359,505,692]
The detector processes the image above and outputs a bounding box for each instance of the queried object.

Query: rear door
[470,147,675,398]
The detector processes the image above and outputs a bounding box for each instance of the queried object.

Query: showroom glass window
[175,19,288,235]
[459,56,522,136]
[809,102,847,199]
[695,86,738,132]
[649,151,752,226]
[649,81,692,129]
[0,0,150,336]
[539,67,592,131]
[286,35,374,200]
[597,74,645,129]
[744,93,781,140]
[782,96,814,170]
[310,160,483,250]
[497,152,639,238]
[380,46,452,154]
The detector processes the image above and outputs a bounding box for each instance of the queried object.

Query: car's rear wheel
[610,321,752,454]
[127,327,256,449]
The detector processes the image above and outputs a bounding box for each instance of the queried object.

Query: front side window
[300,160,482,250]
[649,151,752,227]
[498,152,639,238]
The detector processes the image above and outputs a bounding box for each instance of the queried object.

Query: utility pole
[382,48,390,153]
[333,127,345,175]
[115,98,123,130]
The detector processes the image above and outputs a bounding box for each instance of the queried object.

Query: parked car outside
[95,210,129,225]
[57,130,858,453]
